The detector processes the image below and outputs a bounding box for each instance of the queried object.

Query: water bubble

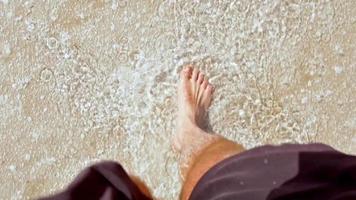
[0,95,8,105]
[40,68,54,82]
[26,20,35,32]
[112,0,118,10]
[234,0,250,13]
[301,96,308,104]
[46,37,58,50]
[3,43,11,56]
[49,10,58,21]
[239,109,246,118]
[24,154,31,161]
[118,0,127,7]
[158,1,175,19]
[129,50,141,62]
[118,52,128,63]
[67,46,79,60]
[334,66,343,75]
[59,32,70,44]
[119,36,129,50]
[8,165,16,172]
[334,44,344,56]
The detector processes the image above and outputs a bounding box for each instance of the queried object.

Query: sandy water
[0,0,355,199]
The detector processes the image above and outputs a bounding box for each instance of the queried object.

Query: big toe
[180,65,192,80]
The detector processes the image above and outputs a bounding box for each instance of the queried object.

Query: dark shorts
[190,143,356,200]
[40,143,356,200]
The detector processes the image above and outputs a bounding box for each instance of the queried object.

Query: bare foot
[173,65,214,153]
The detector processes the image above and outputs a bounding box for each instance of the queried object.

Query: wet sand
[0,0,355,199]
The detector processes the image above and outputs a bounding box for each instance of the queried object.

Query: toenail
[184,65,192,70]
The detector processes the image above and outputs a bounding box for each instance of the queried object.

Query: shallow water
[0,0,355,199]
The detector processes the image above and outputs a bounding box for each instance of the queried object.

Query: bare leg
[130,175,153,199]
[173,65,245,200]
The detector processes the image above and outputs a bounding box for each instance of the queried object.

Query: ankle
[178,133,219,177]
[179,116,199,131]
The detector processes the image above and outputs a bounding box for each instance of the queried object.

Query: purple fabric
[189,143,356,200]
[39,161,151,200]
